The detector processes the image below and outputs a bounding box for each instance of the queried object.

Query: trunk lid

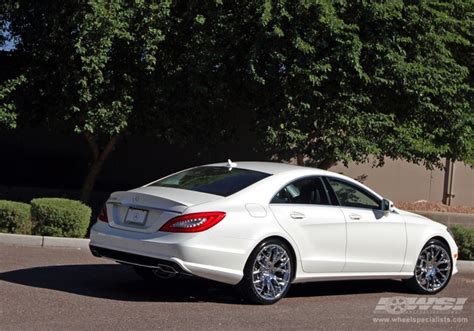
[106,186,222,233]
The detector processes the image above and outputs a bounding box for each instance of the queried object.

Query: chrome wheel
[252,244,291,301]
[414,244,451,292]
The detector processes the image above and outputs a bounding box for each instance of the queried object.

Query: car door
[269,176,347,273]
[324,177,406,273]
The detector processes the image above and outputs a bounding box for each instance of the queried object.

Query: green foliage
[247,0,473,169]
[1,0,176,200]
[449,225,474,261]
[0,0,472,199]
[0,200,31,234]
[1,0,175,137]
[31,198,91,238]
[0,75,25,129]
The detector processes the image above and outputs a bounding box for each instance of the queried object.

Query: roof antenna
[226,159,237,170]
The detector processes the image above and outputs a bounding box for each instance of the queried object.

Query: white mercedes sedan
[90,161,458,304]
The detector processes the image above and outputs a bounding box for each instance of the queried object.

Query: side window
[326,178,381,209]
[271,177,330,205]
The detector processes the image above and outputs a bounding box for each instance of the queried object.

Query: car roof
[206,161,330,175]
[205,161,383,201]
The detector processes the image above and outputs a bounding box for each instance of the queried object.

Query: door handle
[290,212,305,220]
[349,213,361,220]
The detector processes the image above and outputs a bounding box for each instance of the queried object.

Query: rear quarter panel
[184,200,303,275]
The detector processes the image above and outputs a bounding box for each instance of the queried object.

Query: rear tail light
[98,204,108,222]
[159,212,226,233]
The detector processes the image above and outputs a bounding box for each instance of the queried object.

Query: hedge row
[449,225,474,261]
[0,198,91,238]
[0,200,31,234]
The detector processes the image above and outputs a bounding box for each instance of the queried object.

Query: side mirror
[382,198,394,216]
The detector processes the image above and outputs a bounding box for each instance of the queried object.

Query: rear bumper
[89,221,252,285]
[90,245,191,275]
[452,260,459,276]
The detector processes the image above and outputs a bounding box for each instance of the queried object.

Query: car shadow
[0,264,411,304]
[288,278,410,298]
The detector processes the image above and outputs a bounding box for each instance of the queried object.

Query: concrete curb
[457,260,474,273]
[0,233,89,249]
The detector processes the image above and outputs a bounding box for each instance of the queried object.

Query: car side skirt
[292,272,414,284]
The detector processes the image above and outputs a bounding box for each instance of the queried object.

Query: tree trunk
[442,158,455,206]
[442,158,451,205]
[80,134,120,203]
[317,157,336,170]
[296,153,304,166]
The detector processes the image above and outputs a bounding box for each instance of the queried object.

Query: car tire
[404,239,453,294]
[238,238,294,305]
[133,265,179,282]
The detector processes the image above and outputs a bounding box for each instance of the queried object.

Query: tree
[137,1,246,148]
[0,75,25,129]
[245,0,473,169]
[1,0,472,203]
[65,0,170,202]
[2,0,175,202]
[1,17,24,129]
[440,0,474,165]
[2,0,258,202]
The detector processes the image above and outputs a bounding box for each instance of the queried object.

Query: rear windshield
[150,166,271,197]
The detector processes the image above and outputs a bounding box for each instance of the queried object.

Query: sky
[1,39,16,51]
[1,22,17,52]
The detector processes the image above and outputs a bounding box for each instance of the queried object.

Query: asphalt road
[0,244,473,330]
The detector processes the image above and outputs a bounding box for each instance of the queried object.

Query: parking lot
[1,244,472,330]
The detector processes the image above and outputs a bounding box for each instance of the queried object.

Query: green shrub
[0,200,32,234]
[31,198,91,238]
[449,225,474,261]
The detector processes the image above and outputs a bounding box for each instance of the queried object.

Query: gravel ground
[396,201,474,214]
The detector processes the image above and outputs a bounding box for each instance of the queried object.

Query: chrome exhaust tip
[151,264,179,279]
[90,249,100,257]
[155,264,178,275]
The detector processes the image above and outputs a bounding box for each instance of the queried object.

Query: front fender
[401,214,458,274]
